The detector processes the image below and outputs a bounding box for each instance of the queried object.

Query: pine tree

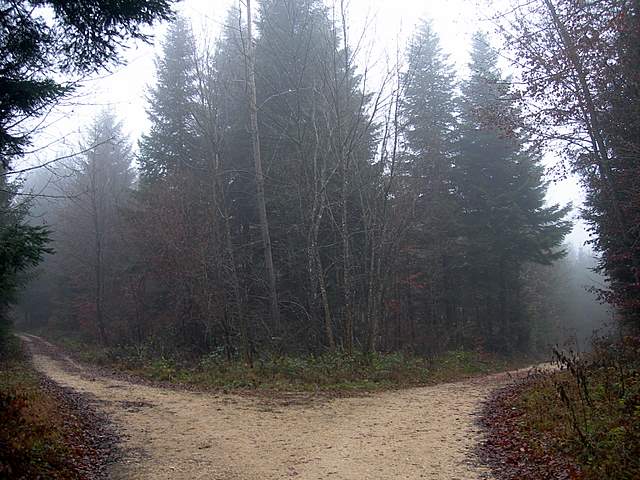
[254,0,339,348]
[0,0,173,165]
[403,20,457,170]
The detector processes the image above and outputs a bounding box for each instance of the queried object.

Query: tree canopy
[0,0,174,165]
[0,0,176,349]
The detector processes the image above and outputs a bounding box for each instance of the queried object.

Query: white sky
[22,0,590,247]
[44,0,484,141]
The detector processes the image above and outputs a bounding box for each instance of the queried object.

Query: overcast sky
[25,0,589,248]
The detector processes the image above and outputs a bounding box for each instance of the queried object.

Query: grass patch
[0,336,86,479]
[36,332,534,392]
[515,336,640,479]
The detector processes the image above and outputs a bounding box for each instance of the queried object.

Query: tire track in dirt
[20,334,533,480]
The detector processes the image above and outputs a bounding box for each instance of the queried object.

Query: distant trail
[20,334,534,480]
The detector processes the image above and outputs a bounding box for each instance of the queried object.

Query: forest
[14,3,593,360]
[0,0,638,479]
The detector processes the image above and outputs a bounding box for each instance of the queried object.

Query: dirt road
[20,334,530,480]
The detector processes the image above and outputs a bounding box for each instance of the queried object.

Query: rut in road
[21,334,529,480]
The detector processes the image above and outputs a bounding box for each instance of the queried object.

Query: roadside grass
[514,336,640,479]
[36,332,535,392]
[0,336,85,479]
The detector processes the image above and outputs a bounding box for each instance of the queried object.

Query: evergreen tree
[456,33,571,351]
[53,111,134,343]
[254,0,376,350]
[138,16,200,183]
[403,20,457,170]
[255,0,339,347]
[213,6,253,208]
[401,19,461,348]
[134,16,230,351]
[493,0,640,328]
[0,179,50,350]
[0,0,173,164]
[0,0,173,350]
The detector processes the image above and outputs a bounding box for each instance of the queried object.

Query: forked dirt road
[20,334,533,480]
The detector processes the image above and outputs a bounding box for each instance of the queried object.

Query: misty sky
[24,0,589,247]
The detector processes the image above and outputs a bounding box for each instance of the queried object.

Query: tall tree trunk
[215,144,252,365]
[94,238,106,345]
[366,238,377,353]
[341,172,354,354]
[315,238,335,351]
[339,0,354,354]
[306,89,335,351]
[245,0,281,335]
[225,215,252,366]
[89,159,107,346]
[543,0,640,284]
[307,202,335,350]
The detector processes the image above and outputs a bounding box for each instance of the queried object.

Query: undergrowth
[45,333,527,392]
[0,336,84,479]
[516,336,640,479]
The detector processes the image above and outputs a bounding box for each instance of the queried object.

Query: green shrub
[148,357,177,381]
[31,330,530,392]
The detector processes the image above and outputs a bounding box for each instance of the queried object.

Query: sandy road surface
[20,334,532,480]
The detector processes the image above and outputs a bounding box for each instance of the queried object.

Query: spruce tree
[403,20,457,170]
[254,0,375,350]
[55,111,134,343]
[456,33,571,351]
[401,19,461,347]
[138,16,199,183]
[135,16,216,349]
[255,0,340,347]
[0,179,50,349]
[0,0,173,350]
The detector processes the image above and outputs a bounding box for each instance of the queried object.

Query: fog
[11,0,612,359]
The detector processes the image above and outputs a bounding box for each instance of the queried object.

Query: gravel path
[20,334,531,480]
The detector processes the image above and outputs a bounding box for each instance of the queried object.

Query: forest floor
[20,333,540,480]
